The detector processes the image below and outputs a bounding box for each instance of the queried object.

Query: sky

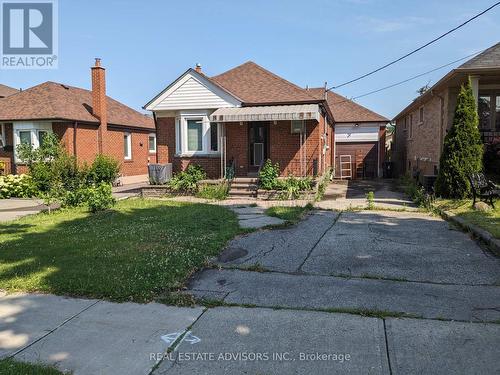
[1,0,500,119]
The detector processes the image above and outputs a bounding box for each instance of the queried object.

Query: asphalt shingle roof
[457,42,500,70]
[210,61,319,104]
[0,84,20,98]
[0,82,154,129]
[308,88,388,123]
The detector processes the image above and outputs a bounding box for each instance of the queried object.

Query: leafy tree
[435,79,483,198]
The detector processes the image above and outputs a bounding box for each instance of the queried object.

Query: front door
[248,122,269,170]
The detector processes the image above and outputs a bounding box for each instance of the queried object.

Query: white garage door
[335,123,379,143]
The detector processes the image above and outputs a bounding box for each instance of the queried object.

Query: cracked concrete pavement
[2,204,499,374]
[181,208,500,374]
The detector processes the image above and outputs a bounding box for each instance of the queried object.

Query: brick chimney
[195,63,202,73]
[91,58,107,153]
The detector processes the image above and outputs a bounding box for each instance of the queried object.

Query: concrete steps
[228,178,259,198]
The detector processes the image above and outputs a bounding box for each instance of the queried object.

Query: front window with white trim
[13,122,52,162]
[175,113,220,155]
[124,132,132,160]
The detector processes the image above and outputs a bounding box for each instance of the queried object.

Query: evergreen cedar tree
[435,79,483,198]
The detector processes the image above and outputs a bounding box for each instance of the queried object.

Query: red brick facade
[1,121,156,177]
[155,116,332,179]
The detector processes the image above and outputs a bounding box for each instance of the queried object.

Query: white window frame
[407,115,413,140]
[148,133,156,153]
[124,132,132,160]
[291,120,304,134]
[418,106,424,125]
[13,122,52,163]
[175,111,220,156]
[0,124,6,148]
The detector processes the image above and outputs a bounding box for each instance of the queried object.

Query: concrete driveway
[179,209,500,374]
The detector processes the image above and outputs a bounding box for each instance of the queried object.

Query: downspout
[153,112,159,163]
[73,121,78,157]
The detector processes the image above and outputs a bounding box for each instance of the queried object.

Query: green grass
[0,199,241,302]
[0,359,65,375]
[265,204,312,224]
[433,199,499,238]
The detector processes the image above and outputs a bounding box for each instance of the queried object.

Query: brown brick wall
[269,119,321,176]
[225,121,248,177]
[394,91,445,176]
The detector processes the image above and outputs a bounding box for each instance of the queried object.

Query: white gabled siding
[147,72,241,111]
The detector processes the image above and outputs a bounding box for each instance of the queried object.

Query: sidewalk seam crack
[383,319,393,375]
[11,299,100,358]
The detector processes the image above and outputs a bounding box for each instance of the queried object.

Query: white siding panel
[335,123,379,142]
[155,77,235,110]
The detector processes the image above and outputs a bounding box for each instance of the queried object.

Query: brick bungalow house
[0,59,156,183]
[392,42,500,179]
[144,61,388,179]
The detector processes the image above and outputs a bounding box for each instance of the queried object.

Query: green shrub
[315,168,332,201]
[435,79,483,198]
[0,174,36,199]
[277,176,314,200]
[259,160,280,190]
[168,164,206,192]
[366,191,375,209]
[196,183,229,200]
[88,154,120,184]
[86,182,116,213]
[62,187,89,207]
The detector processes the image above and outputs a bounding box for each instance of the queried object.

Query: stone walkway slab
[154,307,389,374]
[385,318,500,375]
[188,268,500,322]
[0,293,203,375]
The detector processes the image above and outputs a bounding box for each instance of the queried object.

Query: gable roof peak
[457,42,500,70]
[210,61,319,104]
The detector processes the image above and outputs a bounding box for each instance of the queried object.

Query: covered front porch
[210,104,328,178]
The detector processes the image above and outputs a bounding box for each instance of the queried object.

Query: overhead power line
[329,50,483,105]
[327,1,500,91]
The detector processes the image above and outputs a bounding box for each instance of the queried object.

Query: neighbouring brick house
[392,42,500,179]
[0,59,156,183]
[144,61,388,179]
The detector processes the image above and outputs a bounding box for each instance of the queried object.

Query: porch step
[228,189,257,198]
[228,177,259,199]
[232,177,258,184]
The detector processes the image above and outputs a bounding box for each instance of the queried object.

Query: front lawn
[265,204,312,224]
[0,359,64,375]
[0,199,240,302]
[433,199,499,238]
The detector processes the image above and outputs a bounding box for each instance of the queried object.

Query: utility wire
[327,1,500,90]
[329,49,483,105]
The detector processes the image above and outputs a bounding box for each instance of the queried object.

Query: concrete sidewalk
[0,292,203,375]
[3,293,498,375]
[0,199,54,223]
